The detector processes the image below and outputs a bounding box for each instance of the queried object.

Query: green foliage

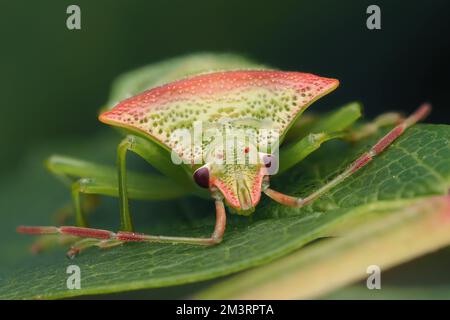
[0,124,448,299]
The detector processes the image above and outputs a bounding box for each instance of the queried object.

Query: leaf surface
[0,124,448,299]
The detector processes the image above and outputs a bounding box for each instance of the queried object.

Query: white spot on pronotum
[66,265,81,289]
[66,5,81,30]
[366,5,381,30]
[366,265,381,289]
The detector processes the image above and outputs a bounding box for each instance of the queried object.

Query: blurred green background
[1,0,449,172]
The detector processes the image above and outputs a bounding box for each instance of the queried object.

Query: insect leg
[29,155,189,253]
[266,103,431,208]
[117,137,135,232]
[346,112,405,142]
[284,102,362,142]
[28,177,119,254]
[118,135,192,186]
[71,179,93,227]
[46,156,102,224]
[308,102,362,134]
[67,239,123,258]
[116,135,195,232]
[18,200,226,258]
[278,102,363,174]
[278,132,345,174]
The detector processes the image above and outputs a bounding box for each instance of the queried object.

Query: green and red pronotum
[17,69,430,258]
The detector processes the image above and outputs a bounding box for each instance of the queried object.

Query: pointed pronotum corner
[99,70,339,165]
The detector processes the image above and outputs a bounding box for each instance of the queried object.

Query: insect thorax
[169,117,280,168]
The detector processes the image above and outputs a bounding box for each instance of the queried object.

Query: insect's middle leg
[266,104,430,208]
[71,178,102,227]
[47,154,174,228]
[45,157,102,225]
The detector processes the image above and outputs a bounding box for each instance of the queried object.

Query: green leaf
[0,124,449,299]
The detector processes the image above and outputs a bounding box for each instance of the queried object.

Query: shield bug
[17,66,430,258]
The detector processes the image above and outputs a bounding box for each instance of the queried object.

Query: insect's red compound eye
[193,166,210,188]
[262,155,272,168]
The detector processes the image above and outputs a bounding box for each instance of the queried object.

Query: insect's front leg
[30,155,189,253]
[116,135,194,231]
[266,104,431,208]
[18,199,227,258]
[278,132,344,174]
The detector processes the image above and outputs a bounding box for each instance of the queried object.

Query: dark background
[1,0,449,174]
